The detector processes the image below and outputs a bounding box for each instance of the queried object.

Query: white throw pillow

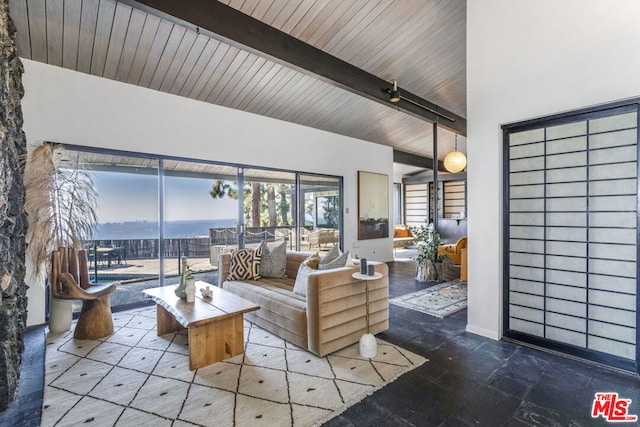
[292,264,315,297]
[292,253,321,297]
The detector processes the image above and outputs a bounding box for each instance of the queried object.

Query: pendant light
[444,134,466,173]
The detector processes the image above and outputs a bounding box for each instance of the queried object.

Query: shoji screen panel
[504,101,639,372]
[405,183,428,226]
[444,181,466,218]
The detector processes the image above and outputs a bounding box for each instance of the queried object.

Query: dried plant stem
[24,144,97,278]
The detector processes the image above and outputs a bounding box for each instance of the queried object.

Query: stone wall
[0,0,27,412]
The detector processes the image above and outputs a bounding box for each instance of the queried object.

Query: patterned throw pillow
[258,240,287,278]
[319,250,350,270]
[318,245,351,270]
[227,247,263,281]
[302,252,321,270]
[318,244,340,267]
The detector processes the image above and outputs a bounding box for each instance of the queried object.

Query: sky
[93,171,237,223]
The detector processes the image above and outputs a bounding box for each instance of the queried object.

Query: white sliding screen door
[503,100,639,374]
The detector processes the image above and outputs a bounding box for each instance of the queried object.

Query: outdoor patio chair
[50,247,116,340]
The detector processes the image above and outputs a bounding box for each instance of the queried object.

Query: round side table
[352,271,383,358]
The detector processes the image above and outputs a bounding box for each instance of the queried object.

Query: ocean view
[93,219,236,240]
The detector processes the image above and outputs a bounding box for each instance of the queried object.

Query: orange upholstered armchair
[438,237,467,265]
[393,225,415,248]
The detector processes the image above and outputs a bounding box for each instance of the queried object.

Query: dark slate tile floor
[324,259,640,427]
[2,259,639,426]
[0,325,45,427]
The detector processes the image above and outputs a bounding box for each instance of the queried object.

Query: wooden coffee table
[143,282,259,370]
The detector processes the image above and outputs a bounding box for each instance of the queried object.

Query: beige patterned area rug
[42,307,426,426]
[390,280,467,318]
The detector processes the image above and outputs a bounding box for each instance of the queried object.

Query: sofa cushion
[222,280,308,347]
[227,247,263,280]
[224,279,306,318]
[258,241,287,278]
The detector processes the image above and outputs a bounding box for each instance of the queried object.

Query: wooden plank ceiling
[9,0,467,166]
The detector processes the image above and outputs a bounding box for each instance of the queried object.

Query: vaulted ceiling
[9,0,466,171]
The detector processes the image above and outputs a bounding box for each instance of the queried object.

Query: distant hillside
[93,219,236,240]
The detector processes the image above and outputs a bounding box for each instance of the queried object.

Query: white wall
[21,60,394,326]
[467,1,640,339]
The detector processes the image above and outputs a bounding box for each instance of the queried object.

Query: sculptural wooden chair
[51,247,116,340]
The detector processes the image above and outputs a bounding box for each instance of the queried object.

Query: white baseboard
[466,324,500,341]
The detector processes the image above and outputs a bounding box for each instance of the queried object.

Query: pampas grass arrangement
[24,144,98,277]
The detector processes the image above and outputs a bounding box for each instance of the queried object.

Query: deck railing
[84,226,306,273]
[84,237,211,262]
[208,226,295,246]
[208,226,308,250]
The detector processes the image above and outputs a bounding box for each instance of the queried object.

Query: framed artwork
[357,171,389,240]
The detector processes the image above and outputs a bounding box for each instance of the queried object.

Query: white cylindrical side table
[352,271,383,358]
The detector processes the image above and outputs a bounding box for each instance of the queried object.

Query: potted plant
[411,224,446,281]
[24,143,98,331]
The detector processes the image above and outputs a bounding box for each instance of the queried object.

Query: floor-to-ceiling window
[75,152,160,310]
[503,99,639,373]
[57,146,343,313]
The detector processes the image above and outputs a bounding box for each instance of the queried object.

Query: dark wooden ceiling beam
[123,0,467,135]
[393,149,445,172]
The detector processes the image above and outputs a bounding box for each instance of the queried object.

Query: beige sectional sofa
[218,251,389,357]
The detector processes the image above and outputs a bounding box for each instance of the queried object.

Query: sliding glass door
[299,174,342,253]
[57,146,343,313]
[503,100,639,373]
[241,168,297,250]
[162,160,238,287]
